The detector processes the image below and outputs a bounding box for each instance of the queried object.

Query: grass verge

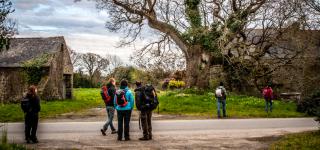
[0,88,306,122]
[0,88,103,122]
[158,90,306,118]
[270,131,320,150]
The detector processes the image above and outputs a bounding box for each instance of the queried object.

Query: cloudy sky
[10,0,143,64]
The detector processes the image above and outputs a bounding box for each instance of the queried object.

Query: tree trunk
[185,45,212,89]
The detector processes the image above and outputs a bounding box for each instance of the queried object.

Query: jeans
[103,106,116,131]
[25,112,39,140]
[140,111,152,138]
[117,110,132,139]
[265,97,273,112]
[217,97,226,117]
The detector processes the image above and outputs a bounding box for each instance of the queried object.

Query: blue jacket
[114,87,134,111]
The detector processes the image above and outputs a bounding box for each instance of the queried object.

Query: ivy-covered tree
[0,0,17,51]
[91,0,316,89]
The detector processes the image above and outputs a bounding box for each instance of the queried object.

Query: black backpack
[116,90,128,107]
[21,97,31,113]
[143,84,159,111]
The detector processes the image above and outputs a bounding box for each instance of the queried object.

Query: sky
[9,0,142,64]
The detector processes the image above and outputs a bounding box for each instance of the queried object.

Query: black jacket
[26,94,41,113]
[106,83,116,107]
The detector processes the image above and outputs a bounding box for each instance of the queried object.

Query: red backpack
[263,87,273,99]
[116,90,128,107]
[101,86,111,104]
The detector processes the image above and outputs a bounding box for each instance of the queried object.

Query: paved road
[1,118,318,149]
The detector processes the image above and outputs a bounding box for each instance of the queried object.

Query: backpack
[134,87,144,111]
[21,97,31,113]
[116,89,128,107]
[143,84,159,111]
[215,88,222,97]
[100,86,111,104]
[263,87,273,99]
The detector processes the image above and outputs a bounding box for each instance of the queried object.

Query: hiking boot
[124,137,130,141]
[100,129,106,136]
[111,130,117,134]
[117,137,122,141]
[139,136,149,141]
[31,138,38,143]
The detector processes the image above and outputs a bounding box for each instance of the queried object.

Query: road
[1,118,318,149]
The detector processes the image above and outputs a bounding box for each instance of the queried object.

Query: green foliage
[270,131,320,150]
[158,90,305,118]
[226,10,249,33]
[109,66,136,83]
[297,90,320,124]
[0,88,103,122]
[168,80,186,89]
[185,0,201,28]
[22,53,51,85]
[73,73,94,88]
[0,0,16,52]
[182,24,222,52]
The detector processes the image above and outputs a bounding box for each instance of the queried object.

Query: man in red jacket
[262,85,273,113]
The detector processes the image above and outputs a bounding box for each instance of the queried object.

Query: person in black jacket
[100,78,117,135]
[135,81,155,140]
[23,85,41,143]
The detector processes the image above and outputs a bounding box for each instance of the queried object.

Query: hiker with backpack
[262,84,273,113]
[21,85,41,143]
[134,81,158,141]
[100,78,117,136]
[114,79,134,141]
[215,82,227,118]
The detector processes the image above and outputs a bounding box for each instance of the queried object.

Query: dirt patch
[43,107,212,122]
[22,134,274,150]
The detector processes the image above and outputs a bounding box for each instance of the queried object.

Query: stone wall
[0,68,28,103]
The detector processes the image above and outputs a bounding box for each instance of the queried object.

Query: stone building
[0,37,73,103]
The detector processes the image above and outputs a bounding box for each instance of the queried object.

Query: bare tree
[0,0,17,51]
[89,0,316,89]
[105,54,124,75]
[69,49,82,68]
[304,0,320,12]
[80,53,109,86]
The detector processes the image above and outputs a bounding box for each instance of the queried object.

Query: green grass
[158,90,306,118]
[0,88,104,122]
[0,88,306,122]
[270,131,320,150]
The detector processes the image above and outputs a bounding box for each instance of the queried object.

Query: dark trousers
[24,113,39,140]
[264,97,273,112]
[140,111,152,138]
[117,110,132,139]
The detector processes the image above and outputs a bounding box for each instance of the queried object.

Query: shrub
[297,91,320,124]
[168,80,186,89]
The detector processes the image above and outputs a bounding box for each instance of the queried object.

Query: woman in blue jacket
[114,79,134,141]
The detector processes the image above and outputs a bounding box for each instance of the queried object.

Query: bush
[168,80,186,89]
[297,91,320,124]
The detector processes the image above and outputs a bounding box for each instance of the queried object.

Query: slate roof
[0,36,65,67]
